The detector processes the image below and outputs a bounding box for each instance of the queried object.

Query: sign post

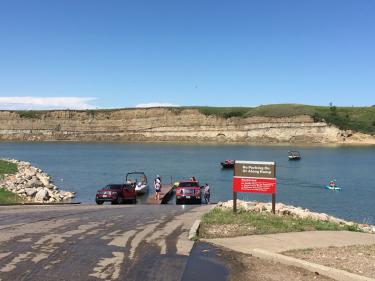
[233,161,276,214]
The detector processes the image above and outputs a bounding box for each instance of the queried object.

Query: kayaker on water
[329,179,337,187]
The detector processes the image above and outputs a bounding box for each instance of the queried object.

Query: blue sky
[0,0,374,109]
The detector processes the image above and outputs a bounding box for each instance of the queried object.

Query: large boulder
[25,178,42,189]
[25,188,37,197]
[38,175,50,187]
[62,191,75,200]
[24,168,37,179]
[34,189,49,202]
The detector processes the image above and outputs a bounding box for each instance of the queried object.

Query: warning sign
[233,177,276,194]
[233,161,276,194]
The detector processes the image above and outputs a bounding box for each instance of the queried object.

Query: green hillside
[194,104,375,135]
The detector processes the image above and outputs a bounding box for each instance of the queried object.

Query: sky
[0,0,374,109]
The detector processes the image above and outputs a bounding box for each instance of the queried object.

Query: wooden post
[233,161,237,213]
[272,162,276,214]
[233,191,237,213]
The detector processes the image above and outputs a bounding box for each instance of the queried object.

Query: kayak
[325,185,341,191]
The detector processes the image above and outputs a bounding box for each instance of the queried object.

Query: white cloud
[0,97,97,110]
[135,102,179,108]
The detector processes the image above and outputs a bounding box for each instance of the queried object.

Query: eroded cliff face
[0,108,374,144]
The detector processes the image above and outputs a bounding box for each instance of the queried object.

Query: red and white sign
[233,160,276,194]
[233,177,276,194]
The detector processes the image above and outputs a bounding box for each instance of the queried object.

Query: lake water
[0,142,374,224]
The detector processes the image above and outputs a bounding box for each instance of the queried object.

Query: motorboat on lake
[288,151,301,160]
[126,172,148,195]
[220,160,235,168]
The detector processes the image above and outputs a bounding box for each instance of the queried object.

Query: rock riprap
[217,200,375,234]
[0,159,75,203]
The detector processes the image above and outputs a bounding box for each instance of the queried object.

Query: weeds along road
[0,204,211,281]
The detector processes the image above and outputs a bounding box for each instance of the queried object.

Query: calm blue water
[0,142,374,224]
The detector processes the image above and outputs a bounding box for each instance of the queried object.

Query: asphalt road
[0,204,213,281]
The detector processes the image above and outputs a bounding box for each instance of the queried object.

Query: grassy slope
[0,159,21,204]
[199,208,360,238]
[194,104,375,134]
[0,159,17,178]
[8,104,375,134]
[0,188,23,204]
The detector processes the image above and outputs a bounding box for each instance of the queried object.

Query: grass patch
[16,110,44,119]
[0,160,20,204]
[194,107,250,118]
[0,188,23,204]
[199,208,361,238]
[312,106,375,134]
[0,160,18,179]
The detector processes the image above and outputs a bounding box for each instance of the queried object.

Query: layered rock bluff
[0,108,374,144]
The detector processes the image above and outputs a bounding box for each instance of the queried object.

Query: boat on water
[288,151,301,160]
[221,160,235,168]
[126,172,148,195]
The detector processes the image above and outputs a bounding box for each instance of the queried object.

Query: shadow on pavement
[182,242,229,281]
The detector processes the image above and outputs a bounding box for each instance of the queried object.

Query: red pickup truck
[175,181,202,204]
[96,184,136,205]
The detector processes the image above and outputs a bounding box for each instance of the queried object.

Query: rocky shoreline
[217,200,375,234]
[0,159,75,203]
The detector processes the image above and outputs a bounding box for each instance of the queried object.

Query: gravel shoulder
[283,244,375,279]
